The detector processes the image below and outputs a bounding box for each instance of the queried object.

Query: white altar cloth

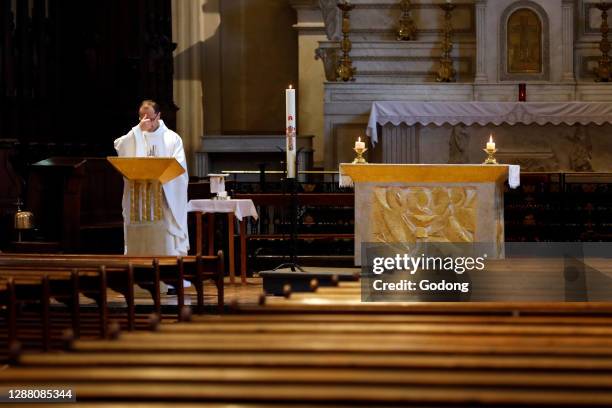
[366,102,612,144]
[187,199,259,221]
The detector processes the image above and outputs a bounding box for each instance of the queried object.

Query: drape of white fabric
[187,199,259,221]
[114,120,190,256]
[366,101,612,144]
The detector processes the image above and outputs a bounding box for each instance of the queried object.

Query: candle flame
[289,85,293,89]
[489,135,493,143]
[358,137,361,142]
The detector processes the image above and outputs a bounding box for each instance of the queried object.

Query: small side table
[187,199,258,284]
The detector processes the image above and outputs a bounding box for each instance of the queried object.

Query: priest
[114,100,190,256]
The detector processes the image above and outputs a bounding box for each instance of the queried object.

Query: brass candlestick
[436,3,456,82]
[397,0,417,41]
[336,1,356,82]
[353,147,368,164]
[595,2,612,82]
[483,147,498,165]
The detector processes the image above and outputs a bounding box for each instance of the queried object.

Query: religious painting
[507,8,542,74]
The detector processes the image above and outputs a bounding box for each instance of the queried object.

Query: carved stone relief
[567,125,593,172]
[319,0,342,40]
[370,186,477,244]
[315,46,338,81]
[448,124,471,164]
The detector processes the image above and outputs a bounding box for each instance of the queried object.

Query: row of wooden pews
[0,252,224,359]
[5,273,612,406]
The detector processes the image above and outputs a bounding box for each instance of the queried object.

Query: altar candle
[486,135,496,151]
[285,85,297,179]
[355,137,365,150]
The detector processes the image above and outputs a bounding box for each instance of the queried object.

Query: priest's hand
[139,116,153,132]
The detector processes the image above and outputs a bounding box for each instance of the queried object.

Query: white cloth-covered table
[187,199,259,221]
[366,101,612,144]
[187,199,258,284]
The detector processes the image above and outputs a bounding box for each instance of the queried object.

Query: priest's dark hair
[140,99,160,114]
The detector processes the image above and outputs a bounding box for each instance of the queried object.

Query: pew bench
[10,308,612,406]
[0,253,225,314]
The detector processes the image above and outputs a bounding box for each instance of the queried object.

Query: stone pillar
[172,0,205,174]
[561,0,576,82]
[291,0,328,168]
[474,0,488,83]
[172,0,222,177]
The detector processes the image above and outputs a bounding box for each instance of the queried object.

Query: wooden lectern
[107,157,185,255]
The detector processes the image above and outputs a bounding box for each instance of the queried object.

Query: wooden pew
[9,267,612,406]
[0,253,225,314]
[10,309,612,405]
[0,268,103,354]
[0,278,18,354]
[0,262,117,335]
[0,251,221,357]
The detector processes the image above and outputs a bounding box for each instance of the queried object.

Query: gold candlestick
[483,147,498,165]
[595,2,612,82]
[353,147,368,164]
[397,0,417,41]
[436,3,456,83]
[336,1,356,82]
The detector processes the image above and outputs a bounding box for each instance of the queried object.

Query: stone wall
[303,0,612,169]
[173,0,298,175]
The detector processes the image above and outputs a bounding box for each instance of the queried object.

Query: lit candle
[355,137,365,150]
[285,85,297,179]
[486,135,496,151]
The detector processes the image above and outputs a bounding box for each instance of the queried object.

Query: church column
[172,0,205,174]
[474,0,488,83]
[291,0,327,169]
[561,0,575,82]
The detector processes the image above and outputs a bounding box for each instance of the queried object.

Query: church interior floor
[125,277,265,308]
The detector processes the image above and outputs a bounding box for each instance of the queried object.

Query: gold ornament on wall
[594,2,612,82]
[436,3,456,83]
[397,0,417,41]
[507,8,542,74]
[336,1,356,82]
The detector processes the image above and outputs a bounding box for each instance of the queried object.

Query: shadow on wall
[172,0,298,135]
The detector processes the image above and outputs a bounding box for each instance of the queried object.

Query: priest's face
[139,105,160,131]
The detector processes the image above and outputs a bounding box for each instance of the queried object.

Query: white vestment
[114,120,190,256]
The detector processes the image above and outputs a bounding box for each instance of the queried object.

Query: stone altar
[340,163,520,266]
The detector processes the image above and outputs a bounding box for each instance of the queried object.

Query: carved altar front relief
[370,186,477,244]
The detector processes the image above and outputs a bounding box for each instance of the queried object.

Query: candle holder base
[483,148,498,165]
[353,148,368,164]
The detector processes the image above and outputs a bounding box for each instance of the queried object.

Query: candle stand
[273,161,303,273]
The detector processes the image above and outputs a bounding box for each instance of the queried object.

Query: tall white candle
[285,85,297,179]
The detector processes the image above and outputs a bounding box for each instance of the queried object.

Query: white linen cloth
[366,101,612,144]
[114,120,190,256]
[187,199,259,221]
[339,164,521,189]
